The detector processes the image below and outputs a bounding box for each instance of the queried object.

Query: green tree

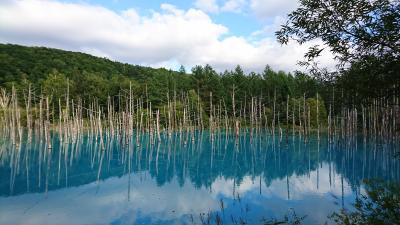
[41,70,74,103]
[178,65,186,74]
[330,180,400,225]
[276,0,400,99]
[276,0,399,66]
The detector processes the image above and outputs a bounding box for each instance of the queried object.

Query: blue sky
[0,0,334,72]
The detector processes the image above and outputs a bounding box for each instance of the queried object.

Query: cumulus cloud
[221,0,247,13]
[250,16,287,36]
[0,0,334,73]
[194,0,246,13]
[250,0,299,19]
[194,0,219,13]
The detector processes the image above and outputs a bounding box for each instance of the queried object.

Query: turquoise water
[0,132,399,225]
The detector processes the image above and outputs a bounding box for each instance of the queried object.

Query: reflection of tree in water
[0,132,399,197]
[331,140,400,192]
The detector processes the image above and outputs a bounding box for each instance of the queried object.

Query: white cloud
[194,0,247,13]
[251,15,287,36]
[221,0,247,13]
[194,0,219,13]
[160,3,185,15]
[250,0,298,19]
[0,0,334,73]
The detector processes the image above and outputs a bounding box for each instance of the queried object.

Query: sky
[0,0,335,73]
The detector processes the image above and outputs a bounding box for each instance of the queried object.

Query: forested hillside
[0,44,327,119]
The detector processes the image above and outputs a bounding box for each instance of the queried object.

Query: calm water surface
[0,132,399,225]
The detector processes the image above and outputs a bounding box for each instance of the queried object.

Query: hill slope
[0,44,324,115]
[0,44,193,105]
[0,44,181,83]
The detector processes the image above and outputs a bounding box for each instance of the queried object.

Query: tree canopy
[0,44,327,122]
[276,0,400,99]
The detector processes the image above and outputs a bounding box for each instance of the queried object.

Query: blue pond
[0,132,399,225]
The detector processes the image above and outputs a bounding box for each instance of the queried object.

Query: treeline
[0,44,328,124]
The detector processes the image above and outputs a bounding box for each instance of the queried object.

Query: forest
[0,43,328,124]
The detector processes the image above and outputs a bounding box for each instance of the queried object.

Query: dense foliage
[330,179,400,225]
[0,44,327,123]
[276,0,400,100]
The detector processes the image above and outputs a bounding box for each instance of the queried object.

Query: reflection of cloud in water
[212,163,352,200]
[0,162,354,225]
[1,132,398,225]
[208,163,355,224]
[0,172,218,225]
